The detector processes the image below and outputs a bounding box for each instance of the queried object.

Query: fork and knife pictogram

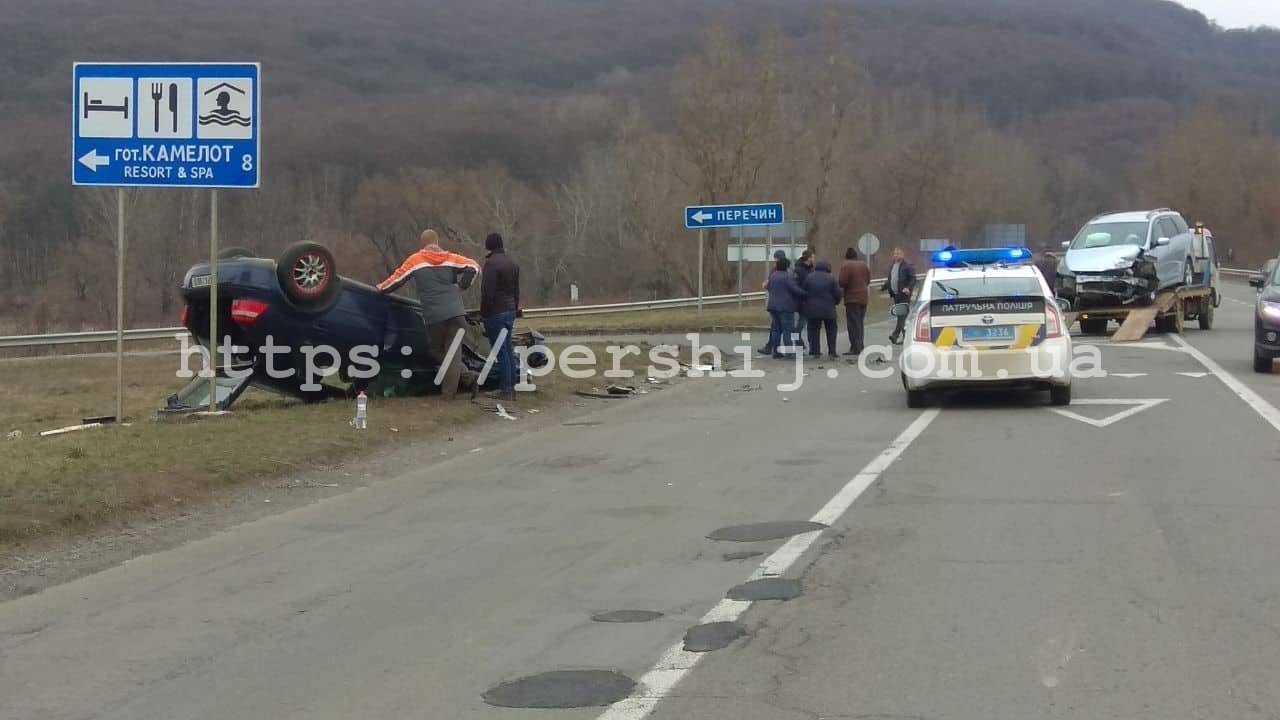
[150,82,180,133]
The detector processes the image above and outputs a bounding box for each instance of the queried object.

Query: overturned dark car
[166,241,547,412]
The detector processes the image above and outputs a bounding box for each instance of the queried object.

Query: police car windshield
[934,277,1041,298]
[1069,222,1149,249]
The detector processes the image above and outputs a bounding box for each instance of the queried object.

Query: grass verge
[0,344,682,545]
[526,296,889,335]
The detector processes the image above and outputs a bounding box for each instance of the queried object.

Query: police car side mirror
[1250,276,1264,289]
[1060,241,1070,250]
[890,303,910,318]
[1054,297,1071,313]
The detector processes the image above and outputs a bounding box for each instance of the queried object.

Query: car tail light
[1045,305,1063,338]
[231,299,269,325]
[914,307,931,343]
[181,305,190,327]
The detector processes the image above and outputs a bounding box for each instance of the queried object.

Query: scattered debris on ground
[495,404,519,421]
[5,430,21,441]
[733,384,763,393]
[39,422,105,437]
[606,385,636,395]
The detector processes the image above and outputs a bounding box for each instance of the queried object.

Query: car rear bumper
[902,339,1073,391]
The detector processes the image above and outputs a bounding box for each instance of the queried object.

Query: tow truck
[1064,223,1220,341]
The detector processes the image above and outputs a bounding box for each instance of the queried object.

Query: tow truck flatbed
[1064,284,1217,341]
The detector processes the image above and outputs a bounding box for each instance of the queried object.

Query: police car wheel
[1254,351,1272,374]
[906,389,929,408]
[1049,384,1072,406]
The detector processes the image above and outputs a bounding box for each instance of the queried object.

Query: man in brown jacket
[837,247,871,356]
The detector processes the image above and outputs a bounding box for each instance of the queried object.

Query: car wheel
[277,241,340,313]
[217,246,258,260]
[1198,298,1214,330]
[1079,318,1107,335]
[906,389,929,408]
[1049,384,1071,406]
[1255,351,1272,374]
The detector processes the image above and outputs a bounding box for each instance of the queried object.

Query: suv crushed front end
[1057,249,1157,308]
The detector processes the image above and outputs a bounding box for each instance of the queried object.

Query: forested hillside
[3,0,1280,331]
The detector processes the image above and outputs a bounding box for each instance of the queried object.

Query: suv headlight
[1114,258,1136,269]
[1260,300,1280,323]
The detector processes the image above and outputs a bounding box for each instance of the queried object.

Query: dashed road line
[594,409,943,720]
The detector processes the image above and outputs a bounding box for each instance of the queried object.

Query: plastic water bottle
[354,390,367,430]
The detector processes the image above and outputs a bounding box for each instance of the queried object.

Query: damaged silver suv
[1056,209,1198,309]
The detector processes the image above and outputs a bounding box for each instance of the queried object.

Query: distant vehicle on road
[1250,257,1280,372]
[170,242,547,411]
[894,246,1073,408]
[1056,209,1208,310]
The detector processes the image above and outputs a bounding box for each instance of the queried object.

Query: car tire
[1198,298,1214,330]
[1079,318,1107,335]
[906,389,929,408]
[1255,351,1272,374]
[277,241,340,313]
[217,246,258,260]
[1049,384,1072,406]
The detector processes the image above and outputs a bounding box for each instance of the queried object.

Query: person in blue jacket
[766,256,806,359]
[801,260,843,359]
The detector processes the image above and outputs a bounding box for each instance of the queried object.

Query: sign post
[209,190,219,410]
[736,230,744,308]
[685,202,785,312]
[73,61,261,416]
[115,189,125,423]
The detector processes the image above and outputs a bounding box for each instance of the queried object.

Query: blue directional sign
[73,62,260,188]
[685,203,785,229]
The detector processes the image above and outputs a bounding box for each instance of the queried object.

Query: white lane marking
[1169,334,1280,435]
[595,409,942,720]
[1108,373,1148,378]
[1082,340,1183,352]
[1176,372,1209,379]
[1048,398,1169,428]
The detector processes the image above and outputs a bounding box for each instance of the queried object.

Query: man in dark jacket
[793,249,815,351]
[802,260,842,359]
[480,232,520,400]
[378,229,481,399]
[837,247,871,356]
[766,257,806,358]
[882,247,917,344]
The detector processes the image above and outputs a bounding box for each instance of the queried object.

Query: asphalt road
[4,286,1280,719]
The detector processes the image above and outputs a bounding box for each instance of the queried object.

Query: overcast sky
[1177,0,1280,28]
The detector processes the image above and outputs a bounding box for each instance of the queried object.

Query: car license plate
[963,325,1015,342]
[190,275,211,288]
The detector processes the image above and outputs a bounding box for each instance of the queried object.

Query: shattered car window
[1070,222,1149,249]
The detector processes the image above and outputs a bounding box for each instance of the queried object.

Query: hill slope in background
[3,0,1280,328]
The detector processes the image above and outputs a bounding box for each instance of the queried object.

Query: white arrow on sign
[1048,398,1168,428]
[690,211,712,224]
[78,149,110,172]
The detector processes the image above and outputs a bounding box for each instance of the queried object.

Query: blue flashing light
[932,246,1034,267]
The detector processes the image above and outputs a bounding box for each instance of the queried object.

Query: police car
[894,247,1073,408]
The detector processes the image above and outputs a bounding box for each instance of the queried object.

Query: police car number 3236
[893,247,1074,409]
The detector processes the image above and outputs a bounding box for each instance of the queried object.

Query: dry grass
[0,344,677,545]
[524,297,890,335]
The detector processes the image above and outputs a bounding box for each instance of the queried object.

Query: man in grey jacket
[378,229,482,399]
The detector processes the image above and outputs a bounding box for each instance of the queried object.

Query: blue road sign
[685,203,785,229]
[73,62,260,188]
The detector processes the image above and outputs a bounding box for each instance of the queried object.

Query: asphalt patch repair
[592,610,664,623]
[707,521,828,542]
[482,670,636,708]
[683,621,747,652]
[727,577,803,601]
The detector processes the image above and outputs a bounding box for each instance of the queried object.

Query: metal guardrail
[1,268,1255,351]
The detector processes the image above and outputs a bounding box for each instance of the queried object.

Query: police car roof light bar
[932,246,1033,268]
